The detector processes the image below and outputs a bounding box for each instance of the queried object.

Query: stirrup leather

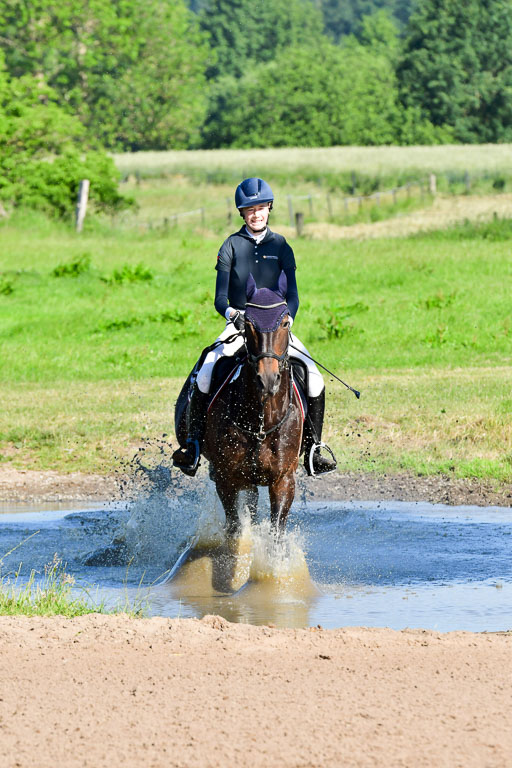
[307,442,337,477]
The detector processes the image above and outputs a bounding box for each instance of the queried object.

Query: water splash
[248,520,315,596]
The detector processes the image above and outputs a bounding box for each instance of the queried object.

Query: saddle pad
[292,378,307,422]
[207,354,307,419]
[207,357,245,413]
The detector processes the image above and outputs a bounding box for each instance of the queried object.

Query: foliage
[319,0,413,40]
[52,254,91,278]
[104,263,154,285]
[0,277,14,295]
[198,0,325,79]
[202,31,449,149]
[1,0,511,149]
[202,40,401,147]
[0,54,131,215]
[0,554,101,617]
[0,0,208,150]
[398,0,512,142]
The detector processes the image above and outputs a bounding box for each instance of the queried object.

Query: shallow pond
[1,485,511,632]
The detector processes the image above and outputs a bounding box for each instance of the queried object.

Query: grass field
[113,144,512,179]
[1,200,511,482]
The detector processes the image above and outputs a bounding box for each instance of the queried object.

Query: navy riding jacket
[214,227,299,318]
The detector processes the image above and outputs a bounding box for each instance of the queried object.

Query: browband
[245,301,287,309]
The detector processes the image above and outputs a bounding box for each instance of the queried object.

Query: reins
[226,305,293,442]
[231,373,294,443]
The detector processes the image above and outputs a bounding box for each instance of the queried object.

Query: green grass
[113,144,512,180]
[0,552,112,617]
[1,208,511,482]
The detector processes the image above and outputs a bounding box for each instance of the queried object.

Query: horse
[176,273,304,537]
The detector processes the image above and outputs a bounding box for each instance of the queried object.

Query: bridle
[230,300,294,442]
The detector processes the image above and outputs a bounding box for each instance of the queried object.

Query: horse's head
[244,272,290,398]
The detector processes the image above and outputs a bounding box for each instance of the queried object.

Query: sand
[0,614,510,768]
[1,469,511,766]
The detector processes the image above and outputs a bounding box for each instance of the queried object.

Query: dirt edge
[0,466,510,507]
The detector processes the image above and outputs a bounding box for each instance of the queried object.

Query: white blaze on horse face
[258,356,280,397]
[242,203,270,234]
[248,319,289,399]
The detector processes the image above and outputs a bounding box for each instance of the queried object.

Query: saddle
[174,346,308,449]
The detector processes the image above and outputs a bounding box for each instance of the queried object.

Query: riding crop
[288,341,360,399]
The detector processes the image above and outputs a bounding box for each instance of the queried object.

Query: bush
[0,53,133,217]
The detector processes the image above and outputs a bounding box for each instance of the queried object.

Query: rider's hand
[231,311,245,331]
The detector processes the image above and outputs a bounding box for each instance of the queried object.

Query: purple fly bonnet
[245,272,288,332]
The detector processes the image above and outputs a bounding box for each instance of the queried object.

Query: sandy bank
[0,614,510,767]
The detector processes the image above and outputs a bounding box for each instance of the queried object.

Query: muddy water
[0,483,511,632]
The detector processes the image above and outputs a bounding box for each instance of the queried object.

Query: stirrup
[173,439,201,477]
[307,442,337,478]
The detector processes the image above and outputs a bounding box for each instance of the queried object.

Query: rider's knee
[308,372,325,398]
[196,366,212,394]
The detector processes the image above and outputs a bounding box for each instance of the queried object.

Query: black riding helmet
[235,177,274,211]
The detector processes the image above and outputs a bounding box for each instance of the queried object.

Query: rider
[172,177,337,477]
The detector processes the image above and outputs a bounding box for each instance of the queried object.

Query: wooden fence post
[429,174,437,195]
[295,212,304,237]
[287,195,294,226]
[75,179,90,233]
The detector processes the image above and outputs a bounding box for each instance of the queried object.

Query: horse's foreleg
[246,486,259,526]
[269,473,296,535]
[216,481,241,538]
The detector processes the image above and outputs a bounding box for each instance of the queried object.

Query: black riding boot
[172,386,210,477]
[304,390,337,476]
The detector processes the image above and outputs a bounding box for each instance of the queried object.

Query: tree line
[2,0,512,152]
[2,0,512,216]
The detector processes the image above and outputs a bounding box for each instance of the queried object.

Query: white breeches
[196,320,324,397]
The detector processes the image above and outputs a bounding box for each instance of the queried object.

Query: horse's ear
[277,270,287,297]
[246,273,257,300]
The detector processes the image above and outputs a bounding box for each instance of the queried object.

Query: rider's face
[241,203,271,234]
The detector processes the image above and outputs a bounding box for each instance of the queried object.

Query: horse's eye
[283,320,290,328]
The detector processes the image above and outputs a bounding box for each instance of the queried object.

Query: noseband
[244,300,289,368]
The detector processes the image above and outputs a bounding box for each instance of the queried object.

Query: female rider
[172,177,336,477]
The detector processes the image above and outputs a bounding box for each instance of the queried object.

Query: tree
[0,0,208,150]
[398,0,512,142]
[201,40,402,148]
[0,54,130,216]
[319,0,413,41]
[198,0,325,79]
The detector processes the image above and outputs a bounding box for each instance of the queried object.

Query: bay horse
[186,274,304,536]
